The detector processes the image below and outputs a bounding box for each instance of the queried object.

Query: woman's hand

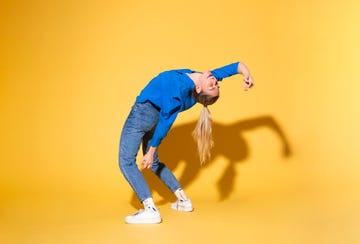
[243,74,254,91]
[140,146,157,169]
[238,62,254,91]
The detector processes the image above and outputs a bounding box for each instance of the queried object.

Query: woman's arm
[237,62,254,91]
[210,62,254,90]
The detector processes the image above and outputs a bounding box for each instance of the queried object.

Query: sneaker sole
[171,205,193,212]
[125,217,162,224]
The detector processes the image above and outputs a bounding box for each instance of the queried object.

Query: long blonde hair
[192,90,219,165]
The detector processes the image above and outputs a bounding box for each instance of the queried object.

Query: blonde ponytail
[192,106,214,165]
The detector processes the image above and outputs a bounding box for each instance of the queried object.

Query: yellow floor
[1,186,359,244]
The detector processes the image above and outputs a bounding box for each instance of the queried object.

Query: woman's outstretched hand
[243,74,254,91]
[237,62,254,91]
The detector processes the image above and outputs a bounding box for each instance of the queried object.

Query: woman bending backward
[118,61,254,224]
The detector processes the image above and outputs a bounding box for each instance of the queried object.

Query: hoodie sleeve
[150,98,181,147]
[211,62,240,81]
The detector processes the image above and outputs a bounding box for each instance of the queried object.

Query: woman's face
[198,71,220,97]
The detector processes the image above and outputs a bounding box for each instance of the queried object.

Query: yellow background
[1,0,360,243]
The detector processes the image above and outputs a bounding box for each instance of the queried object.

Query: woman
[119,61,254,224]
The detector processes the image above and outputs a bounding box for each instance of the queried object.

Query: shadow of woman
[130,115,292,208]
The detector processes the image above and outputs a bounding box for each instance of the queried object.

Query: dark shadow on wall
[130,115,292,208]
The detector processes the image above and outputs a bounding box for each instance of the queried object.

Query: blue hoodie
[136,62,240,146]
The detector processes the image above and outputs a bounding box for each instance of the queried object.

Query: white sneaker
[125,207,161,224]
[171,199,193,212]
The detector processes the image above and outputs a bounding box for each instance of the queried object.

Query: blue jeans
[118,102,181,202]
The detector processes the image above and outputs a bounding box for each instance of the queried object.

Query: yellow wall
[1,0,360,243]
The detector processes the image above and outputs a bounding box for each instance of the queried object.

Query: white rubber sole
[125,217,162,224]
[171,202,194,212]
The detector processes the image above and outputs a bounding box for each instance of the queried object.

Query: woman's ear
[195,85,201,94]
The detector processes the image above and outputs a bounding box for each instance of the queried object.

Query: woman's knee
[119,156,136,172]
